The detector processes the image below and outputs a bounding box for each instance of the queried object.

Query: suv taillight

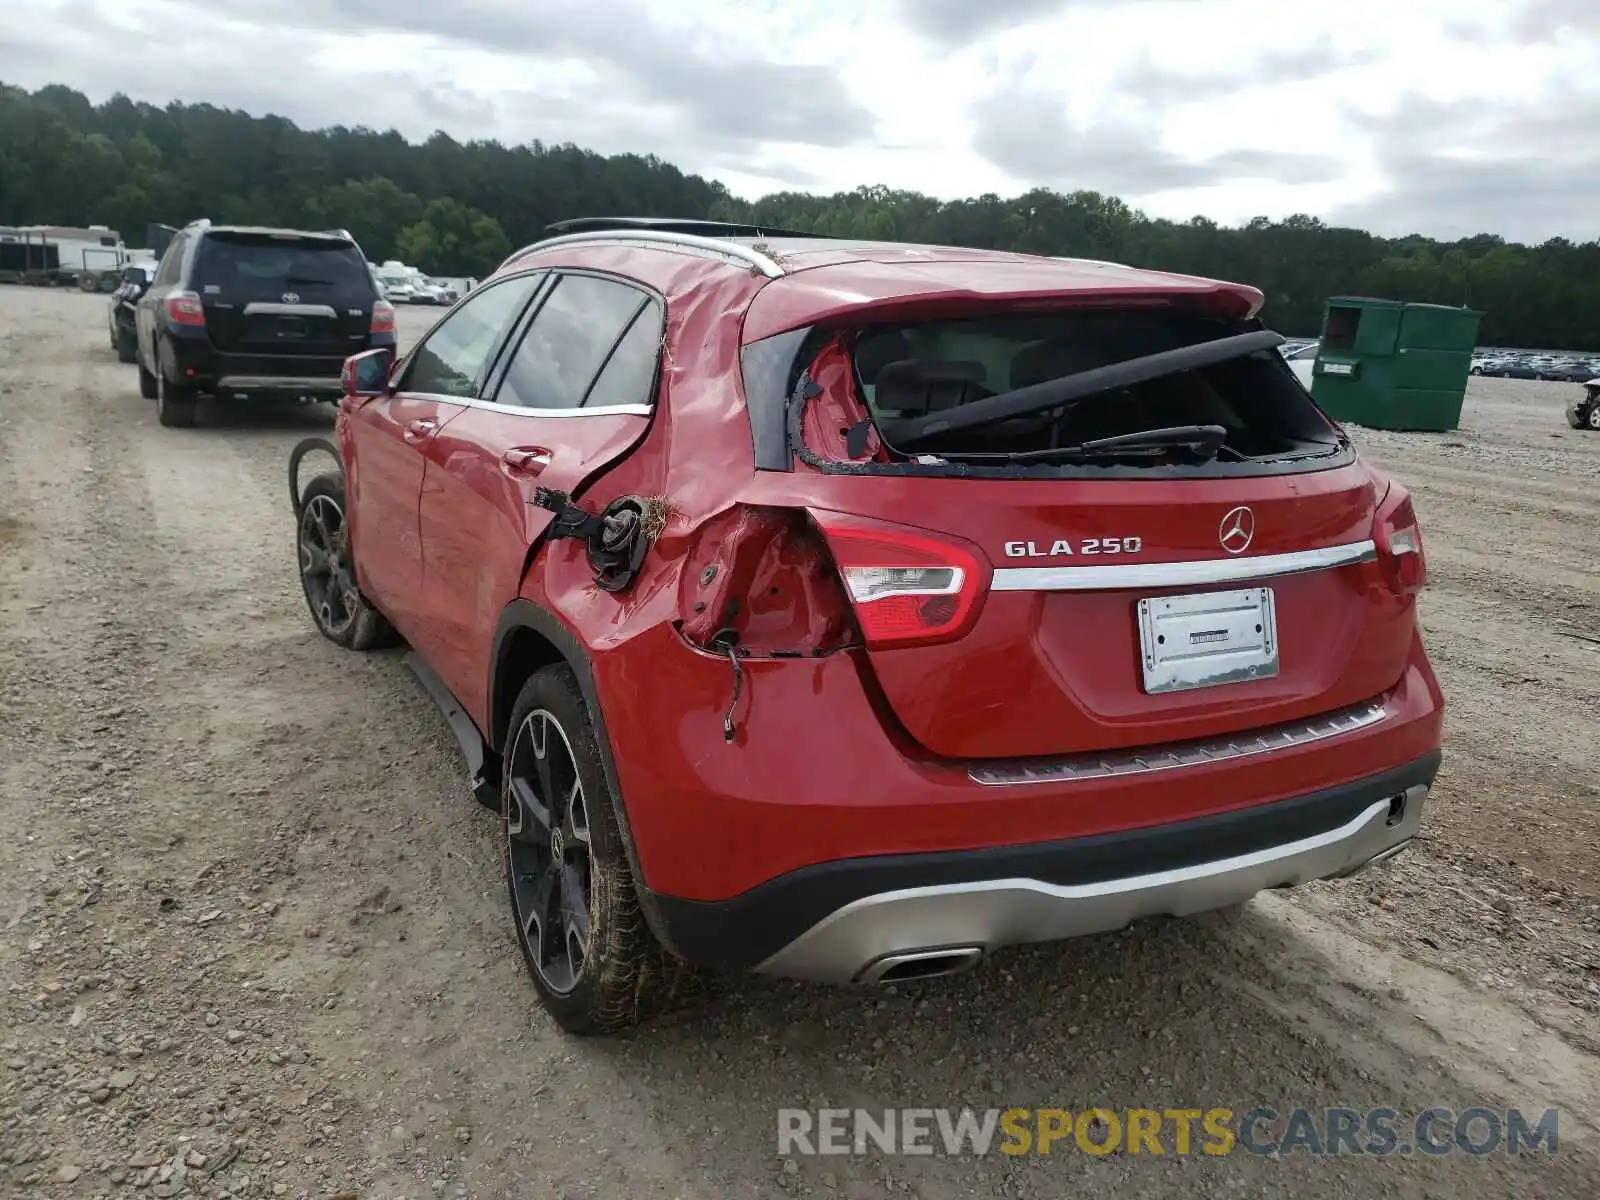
[808,509,989,648]
[1374,486,1426,595]
[370,299,395,335]
[163,291,205,326]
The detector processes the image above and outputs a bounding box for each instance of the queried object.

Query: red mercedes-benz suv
[291,217,1443,1034]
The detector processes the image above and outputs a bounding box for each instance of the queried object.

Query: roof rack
[505,225,791,279]
[542,216,835,240]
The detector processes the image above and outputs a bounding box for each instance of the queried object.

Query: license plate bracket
[1136,586,1278,695]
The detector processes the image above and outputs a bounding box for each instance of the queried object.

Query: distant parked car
[134,218,397,427]
[1499,357,1541,380]
[107,262,156,363]
[1550,359,1597,383]
[1567,379,1600,431]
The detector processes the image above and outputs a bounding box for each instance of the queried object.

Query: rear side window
[494,274,658,410]
[193,234,372,298]
[582,308,663,410]
[401,274,544,398]
[154,236,185,286]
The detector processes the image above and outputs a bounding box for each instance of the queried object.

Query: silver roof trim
[991,540,1377,593]
[504,229,786,278]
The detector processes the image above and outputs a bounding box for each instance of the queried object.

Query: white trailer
[0,224,129,289]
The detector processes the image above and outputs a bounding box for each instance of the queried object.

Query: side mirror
[342,347,395,398]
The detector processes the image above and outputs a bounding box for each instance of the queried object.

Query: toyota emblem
[1218,506,1255,554]
[281,291,300,304]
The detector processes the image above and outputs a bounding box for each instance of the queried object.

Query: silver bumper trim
[756,784,1427,984]
[216,375,342,393]
[240,302,339,318]
[969,700,1388,786]
[991,540,1378,592]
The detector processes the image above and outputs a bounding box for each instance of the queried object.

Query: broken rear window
[846,309,1343,471]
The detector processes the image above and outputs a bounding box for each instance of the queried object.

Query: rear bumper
[594,621,1444,904]
[649,753,1437,980]
[163,329,396,392]
[215,374,343,396]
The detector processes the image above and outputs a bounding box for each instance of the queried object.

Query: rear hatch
[194,231,374,359]
[789,305,1417,761]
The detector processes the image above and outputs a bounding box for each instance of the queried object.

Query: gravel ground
[1,287,1597,1200]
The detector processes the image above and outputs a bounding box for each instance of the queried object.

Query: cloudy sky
[3,0,1597,242]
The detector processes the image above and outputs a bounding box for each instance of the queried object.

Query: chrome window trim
[990,539,1377,592]
[400,391,652,419]
[968,699,1388,787]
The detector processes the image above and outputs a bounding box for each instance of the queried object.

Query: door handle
[502,446,553,474]
[403,418,438,444]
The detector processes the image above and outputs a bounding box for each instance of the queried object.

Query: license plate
[1136,587,1278,695]
[277,317,307,339]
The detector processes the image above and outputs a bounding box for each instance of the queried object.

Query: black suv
[133,220,398,427]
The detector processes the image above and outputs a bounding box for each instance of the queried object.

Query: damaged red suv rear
[293,218,1443,1034]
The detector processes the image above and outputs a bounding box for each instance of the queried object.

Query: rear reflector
[808,509,989,648]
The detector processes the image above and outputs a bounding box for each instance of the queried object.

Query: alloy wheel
[506,708,592,995]
[298,494,359,638]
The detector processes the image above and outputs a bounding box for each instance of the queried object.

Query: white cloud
[0,0,1596,241]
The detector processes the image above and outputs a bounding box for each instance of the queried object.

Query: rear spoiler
[887,330,1285,449]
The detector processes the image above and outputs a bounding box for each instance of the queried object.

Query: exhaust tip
[856,947,985,985]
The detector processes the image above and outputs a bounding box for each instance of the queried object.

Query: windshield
[195,234,372,296]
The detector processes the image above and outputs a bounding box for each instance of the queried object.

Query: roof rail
[505,227,787,278]
[184,218,211,231]
[543,216,835,240]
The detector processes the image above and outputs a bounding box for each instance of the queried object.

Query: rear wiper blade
[948,424,1229,464]
[884,329,1283,450]
[1076,424,1228,456]
[285,275,333,286]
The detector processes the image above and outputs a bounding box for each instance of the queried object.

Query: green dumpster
[1309,297,1483,432]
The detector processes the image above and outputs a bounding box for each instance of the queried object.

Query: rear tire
[137,343,158,399]
[155,343,198,428]
[1588,404,1600,432]
[503,665,691,1035]
[296,473,399,651]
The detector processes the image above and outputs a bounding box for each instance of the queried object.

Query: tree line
[3,81,1597,349]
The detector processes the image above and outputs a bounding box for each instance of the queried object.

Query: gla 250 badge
[1003,537,1144,558]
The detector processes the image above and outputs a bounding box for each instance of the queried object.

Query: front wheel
[295,474,398,650]
[1588,404,1600,432]
[503,665,691,1034]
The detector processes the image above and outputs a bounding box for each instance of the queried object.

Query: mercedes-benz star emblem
[550,827,564,861]
[1218,506,1255,554]
[281,291,300,304]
